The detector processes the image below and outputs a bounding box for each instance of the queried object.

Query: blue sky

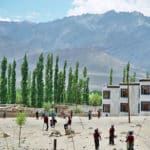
[0,0,73,22]
[1,0,150,22]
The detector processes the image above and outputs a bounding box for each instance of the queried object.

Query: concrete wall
[140,81,150,115]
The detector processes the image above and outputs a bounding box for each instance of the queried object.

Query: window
[141,102,150,111]
[103,104,110,112]
[103,91,110,99]
[141,85,150,95]
[120,103,128,112]
[121,89,128,98]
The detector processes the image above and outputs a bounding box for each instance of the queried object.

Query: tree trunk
[19,126,22,147]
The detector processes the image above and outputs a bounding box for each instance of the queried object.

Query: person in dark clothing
[50,118,57,127]
[97,109,101,118]
[67,116,72,127]
[93,128,101,150]
[88,110,92,120]
[3,110,6,118]
[50,111,57,127]
[44,115,49,131]
[35,111,39,120]
[126,131,134,150]
[109,125,115,145]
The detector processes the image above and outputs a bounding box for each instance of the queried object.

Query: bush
[43,102,54,113]
[73,107,83,114]
[89,93,102,106]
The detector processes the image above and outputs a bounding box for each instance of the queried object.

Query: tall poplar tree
[62,60,67,103]
[0,56,7,104]
[45,54,53,103]
[85,77,90,105]
[67,67,73,103]
[123,67,126,83]
[77,78,83,104]
[57,71,63,103]
[146,72,149,79]
[27,71,31,105]
[126,62,130,83]
[31,69,37,107]
[109,68,113,85]
[54,56,59,104]
[82,67,87,104]
[11,60,16,104]
[21,55,28,106]
[49,54,53,102]
[36,53,44,107]
[7,64,11,103]
[72,62,79,104]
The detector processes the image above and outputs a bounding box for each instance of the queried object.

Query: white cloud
[68,0,150,16]
[0,12,41,22]
[0,17,20,22]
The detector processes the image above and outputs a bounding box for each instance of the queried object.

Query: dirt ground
[0,115,150,150]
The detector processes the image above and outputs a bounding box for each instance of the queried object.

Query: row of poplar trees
[0,53,89,107]
[109,62,136,85]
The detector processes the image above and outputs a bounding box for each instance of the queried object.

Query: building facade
[102,79,150,116]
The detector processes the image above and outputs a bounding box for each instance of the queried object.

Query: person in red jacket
[44,114,49,131]
[109,125,115,145]
[93,128,101,150]
[126,131,134,150]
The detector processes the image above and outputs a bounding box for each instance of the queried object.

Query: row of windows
[103,102,150,113]
[103,85,150,99]
[103,89,128,99]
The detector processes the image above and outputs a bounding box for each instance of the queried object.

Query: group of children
[35,109,134,150]
[35,110,72,133]
[93,126,134,150]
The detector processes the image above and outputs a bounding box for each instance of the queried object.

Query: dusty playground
[0,115,150,150]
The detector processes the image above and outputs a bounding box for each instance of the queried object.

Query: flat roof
[120,83,140,86]
[139,79,150,82]
[107,85,120,88]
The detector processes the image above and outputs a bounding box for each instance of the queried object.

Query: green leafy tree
[146,72,149,78]
[0,56,7,104]
[77,78,83,104]
[62,60,67,103]
[27,71,31,106]
[36,53,44,107]
[7,64,11,103]
[89,93,102,106]
[49,54,53,103]
[123,67,126,83]
[72,62,79,104]
[54,56,59,104]
[126,62,130,83]
[21,55,28,106]
[16,112,26,147]
[130,72,136,82]
[57,71,63,103]
[67,67,73,103]
[31,69,37,107]
[11,60,16,104]
[82,67,90,105]
[45,54,53,103]
[85,77,90,105]
[109,68,113,85]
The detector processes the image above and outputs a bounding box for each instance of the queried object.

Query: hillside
[0,11,149,89]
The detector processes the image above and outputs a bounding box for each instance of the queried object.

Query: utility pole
[127,62,131,123]
[127,83,131,123]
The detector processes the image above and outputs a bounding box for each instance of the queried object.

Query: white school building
[102,79,150,116]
